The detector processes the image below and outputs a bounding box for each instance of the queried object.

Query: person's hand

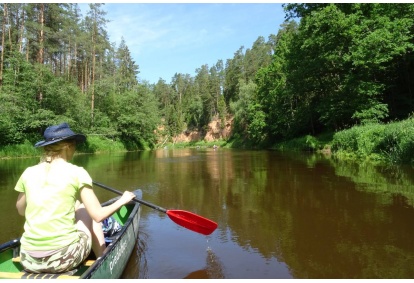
[118,190,136,205]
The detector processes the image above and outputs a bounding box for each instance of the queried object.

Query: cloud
[81,3,285,83]
[106,4,241,53]
[105,4,173,54]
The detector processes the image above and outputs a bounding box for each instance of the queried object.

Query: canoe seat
[0,271,80,279]
[12,256,95,267]
[1,257,96,279]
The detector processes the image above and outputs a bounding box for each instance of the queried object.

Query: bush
[77,135,127,153]
[274,133,333,152]
[0,140,40,158]
[331,118,414,164]
[0,136,127,159]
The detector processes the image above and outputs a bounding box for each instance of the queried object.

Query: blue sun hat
[34,123,86,148]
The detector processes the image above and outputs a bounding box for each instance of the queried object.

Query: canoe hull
[0,190,142,279]
[82,197,141,279]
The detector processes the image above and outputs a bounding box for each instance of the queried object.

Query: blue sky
[80,3,286,84]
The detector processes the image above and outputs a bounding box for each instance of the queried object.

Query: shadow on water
[121,230,149,279]
[122,229,225,279]
[184,248,225,279]
[3,149,414,278]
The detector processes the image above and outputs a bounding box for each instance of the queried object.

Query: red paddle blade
[167,210,218,235]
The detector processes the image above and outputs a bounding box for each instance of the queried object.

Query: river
[1,148,414,278]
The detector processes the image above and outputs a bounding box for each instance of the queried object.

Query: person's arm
[16,193,26,216]
[80,185,136,223]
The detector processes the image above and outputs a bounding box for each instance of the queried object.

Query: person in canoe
[14,122,136,274]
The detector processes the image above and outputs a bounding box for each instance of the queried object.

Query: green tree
[224,46,244,107]
[84,3,110,125]
[114,84,160,149]
[288,3,414,128]
[211,60,226,128]
[154,78,173,111]
[244,36,273,82]
[194,64,212,128]
[114,37,139,94]
[256,20,298,140]
[230,80,266,144]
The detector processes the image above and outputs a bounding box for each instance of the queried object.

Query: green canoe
[0,190,142,279]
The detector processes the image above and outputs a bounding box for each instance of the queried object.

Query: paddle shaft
[92,181,167,213]
[93,181,218,235]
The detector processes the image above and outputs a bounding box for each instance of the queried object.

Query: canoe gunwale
[0,238,20,254]
[80,190,141,279]
[0,189,142,279]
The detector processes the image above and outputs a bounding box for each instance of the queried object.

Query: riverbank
[0,136,128,159]
[181,116,414,167]
[2,118,414,166]
[273,117,414,166]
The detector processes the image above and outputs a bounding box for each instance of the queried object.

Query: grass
[163,139,228,149]
[0,136,128,159]
[273,132,334,153]
[3,118,414,166]
[0,140,40,159]
[272,117,414,165]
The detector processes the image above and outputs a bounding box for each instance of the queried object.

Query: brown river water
[1,148,414,279]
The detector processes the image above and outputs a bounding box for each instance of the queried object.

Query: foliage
[165,139,227,149]
[0,140,40,158]
[230,80,267,145]
[331,118,414,164]
[76,135,126,154]
[1,3,414,166]
[113,85,160,150]
[256,3,414,144]
[273,133,333,152]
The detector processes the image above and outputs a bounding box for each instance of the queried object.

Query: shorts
[20,231,92,274]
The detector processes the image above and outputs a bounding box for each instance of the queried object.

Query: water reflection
[184,248,225,279]
[121,230,149,279]
[2,149,414,278]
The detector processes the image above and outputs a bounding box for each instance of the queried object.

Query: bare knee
[76,204,92,237]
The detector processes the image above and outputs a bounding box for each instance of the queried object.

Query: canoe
[0,189,142,279]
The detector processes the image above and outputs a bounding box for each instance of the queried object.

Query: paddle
[93,181,218,236]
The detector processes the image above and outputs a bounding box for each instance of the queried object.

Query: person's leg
[91,220,106,257]
[75,200,106,258]
[20,233,91,274]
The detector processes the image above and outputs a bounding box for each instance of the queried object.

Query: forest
[1,3,414,163]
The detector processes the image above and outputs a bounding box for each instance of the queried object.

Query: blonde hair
[40,140,75,163]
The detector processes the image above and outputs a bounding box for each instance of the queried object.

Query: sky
[79,2,286,84]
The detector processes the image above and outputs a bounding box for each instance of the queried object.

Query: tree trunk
[6,5,11,52]
[37,3,44,64]
[0,4,6,86]
[18,6,25,53]
[91,29,96,125]
[67,38,71,81]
